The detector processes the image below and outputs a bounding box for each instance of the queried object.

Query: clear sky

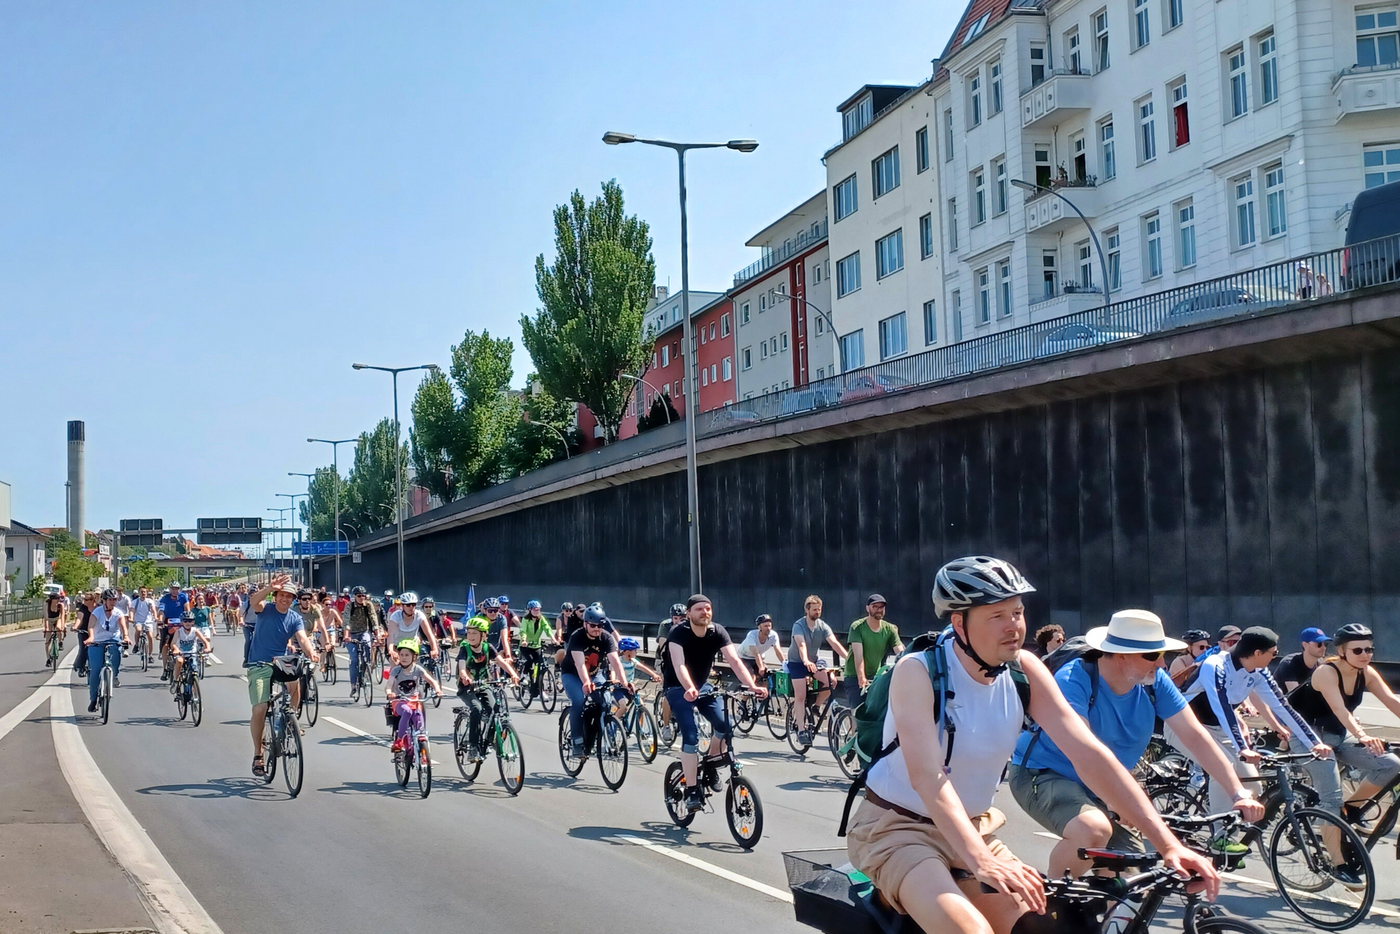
[1,1,960,535]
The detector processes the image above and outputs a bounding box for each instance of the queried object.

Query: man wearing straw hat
[1009,609,1265,878]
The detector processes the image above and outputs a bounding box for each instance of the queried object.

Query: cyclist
[245,575,319,778]
[562,605,632,757]
[385,592,439,661]
[844,594,904,707]
[72,592,95,676]
[43,588,67,654]
[84,589,130,712]
[1167,628,1212,687]
[498,595,519,644]
[736,614,785,686]
[662,594,769,812]
[344,586,382,699]
[130,587,158,659]
[316,592,342,673]
[481,597,513,664]
[1009,609,1263,878]
[297,591,330,650]
[1287,623,1400,825]
[381,590,395,615]
[617,636,661,689]
[335,588,350,615]
[789,594,848,746]
[386,639,442,756]
[157,582,190,680]
[455,617,520,761]
[517,600,554,698]
[190,593,213,642]
[554,603,574,644]
[1275,627,1332,692]
[846,557,1217,934]
[1032,624,1065,657]
[423,597,454,645]
[170,613,212,687]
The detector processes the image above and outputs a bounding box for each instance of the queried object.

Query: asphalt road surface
[2,623,1399,934]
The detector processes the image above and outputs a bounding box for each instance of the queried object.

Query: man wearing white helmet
[844,556,1217,934]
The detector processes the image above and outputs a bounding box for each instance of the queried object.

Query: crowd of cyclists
[32,555,1400,934]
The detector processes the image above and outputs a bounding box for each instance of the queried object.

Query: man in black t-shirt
[1275,627,1332,692]
[663,594,769,812]
[561,606,631,755]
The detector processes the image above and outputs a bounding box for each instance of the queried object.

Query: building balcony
[733,219,828,287]
[1024,181,1102,233]
[1020,69,1093,130]
[1028,284,1107,322]
[1333,62,1400,122]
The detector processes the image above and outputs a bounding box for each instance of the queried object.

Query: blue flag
[464,583,476,618]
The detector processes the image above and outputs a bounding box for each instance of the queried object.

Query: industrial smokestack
[67,420,85,541]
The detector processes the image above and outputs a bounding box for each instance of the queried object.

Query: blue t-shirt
[248,604,305,665]
[1013,658,1186,784]
[158,592,189,624]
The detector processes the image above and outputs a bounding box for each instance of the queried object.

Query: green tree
[504,374,578,476]
[22,574,47,600]
[47,529,80,556]
[345,417,407,537]
[522,180,656,443]
[635,392,679,433]
[298,466,348,542]
[51,549,102,594]
[124,559,179,592]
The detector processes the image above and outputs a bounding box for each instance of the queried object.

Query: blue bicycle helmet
[618,637,640,652]
[499,594,510,604]
[526,600,541,611]
[583,605,608,625]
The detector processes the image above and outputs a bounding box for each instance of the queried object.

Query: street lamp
[1011,179,1111,312]
[621,373,670,424]
[603,131,759,593]
[352,362,440,593]
[772,293,845,377]
[525,419,571,459]
[267,507,292,581]
[308,437,357,593]
[277,492,309,587]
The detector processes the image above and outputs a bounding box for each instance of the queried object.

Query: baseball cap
[1216,625,1242,643]
[866,593,887,605]
[1300,627,1331,644]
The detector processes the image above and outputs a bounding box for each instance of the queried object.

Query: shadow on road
[569,820,753,856]
[527,771,618,795]
[120,716,193,729]
[776,775,850,793]
[315,780,422,797]
[135,777,289,801]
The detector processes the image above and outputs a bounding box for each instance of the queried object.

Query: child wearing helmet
[387,640,442,756]
[171,613,212,687]
[616,637,661,715]
[456,616,520,761]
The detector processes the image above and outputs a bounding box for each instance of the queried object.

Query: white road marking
[323,715,442,765]
[1217,871,1400,920]
[612,834,793,903]
[0,650,77,743]
[207,654,222,666]
[1034,831,1062,840]
[50,667,226,934]
[0,624,47,640]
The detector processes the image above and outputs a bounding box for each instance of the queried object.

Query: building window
[1134,0,1150,49]
[1077,239,1094,287]
[1098,119,1116,180]
[742,347,752,369]
[1364,143,1400,187]
[1144,212,1163,278]
[947,198,959,250]
[1137,97,1156,163]
[977,268,992,323]
[813,263,822,284]
[1094,9,1111,70]
[841,330,865,368]
[920,213,935,258]
[836,251,862,297]
[973,169,987,224]
[1265,164,1287,237]
[876,229,905,278]
[816,315,825,335]
[993,157,1008,215]
[709,322,715,340]
[701,367,708,387]
[1034,145,1053,187]
[711,363,718,382]
[1234,174,1257,247]
[661,345,670,367]
[843,94,874,141]
[700,328,707,345]
[780,332,789,352]
[997,261,1013,317]
[1357,7,1400,67]
[1066,28,1083,73]
[760,341,769,360]
[722,357,732,381]
[990,60,1004,114]
[966,10,992,39]
[1228,46,1248,119]
[1176,200,1197,268]
[1106,228,1121,291]
[833,174,858,221]
[923,299,938,345]
[879,312,908,360]
[915,126,930,173]
[1169,78,1189,148]
[969,73,983,127]
[760,293,767,311]
[873,147,901,198]
[740,301,750,324]
[1071,132,1088,181]
[720,312,730,336]
[1030,43,1047,84]
[943,108,955,162]
[1042,250,1059,298]
[1167,0,1184,30]
[1258,32,1279,104]
[951,290,963,341]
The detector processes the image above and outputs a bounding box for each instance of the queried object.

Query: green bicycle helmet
[394,638,420,654]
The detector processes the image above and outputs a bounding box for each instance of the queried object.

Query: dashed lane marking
[322,715,443,765]
[611,834,793,903]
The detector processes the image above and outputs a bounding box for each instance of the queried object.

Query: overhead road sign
[119,518,163,547]
[197,517,262,545]
[293,541,349,556]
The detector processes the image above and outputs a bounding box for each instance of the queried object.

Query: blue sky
[1,1,958,534]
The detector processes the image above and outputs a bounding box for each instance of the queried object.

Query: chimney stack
[67,420,85,541]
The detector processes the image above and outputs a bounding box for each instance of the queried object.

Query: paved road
[3,624,1400,933]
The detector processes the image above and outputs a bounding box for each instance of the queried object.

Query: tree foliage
[297,466,349,543]
[343,417,407,538]
[506,374,579,477]
[123,559,180,592]
[522,180,656,442]
[636,392,679,433]
[22,574,46,600]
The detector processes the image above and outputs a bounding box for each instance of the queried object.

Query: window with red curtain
[1173,102,1189,147]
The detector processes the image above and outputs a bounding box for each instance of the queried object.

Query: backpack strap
[1016,659,1095,767]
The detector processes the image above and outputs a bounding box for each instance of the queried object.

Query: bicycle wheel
[261,715,278,785]
[558,710,585,777]
[360,673,374,707]
[177,682,189,720]
[99,667,112,725]
[734,695,759,735]
[327,650,337,685]
[598,714,629,791]
[766,694,790,740]
[540,667,558,714]
[496,723,525,795]
[374,647,386,683]
[1194,913,1273,934]
[663,760,698,827]
[1268,806,1374,930]
[395,739,411,787]
[725,776,764,849]
[696,713,713,755]
[1147,779,1205,818]
[652,692,677,750]
[281,718,304,797]
[785,703,811,755]
[417,737,432,798]
[302,676,319,727]
[141,645,150,672]
[635,706,659,764]
[454,713,482,781]
[830,708,862,780]
[189,679,202,727]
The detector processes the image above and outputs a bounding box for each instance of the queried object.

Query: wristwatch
[1231,788,1256,803]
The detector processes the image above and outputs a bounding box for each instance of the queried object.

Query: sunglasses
[585,621,602,628]
[1138,651,1162,662]
[1349,646,1375,655]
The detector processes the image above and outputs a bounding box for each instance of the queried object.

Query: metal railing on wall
[0,601,44,628]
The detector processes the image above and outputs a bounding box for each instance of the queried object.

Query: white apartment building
[731,192,832,400]
[824,83,946,371]
[932,0,1400,341]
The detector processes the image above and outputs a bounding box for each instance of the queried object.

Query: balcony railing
[1332,60,1400,120]
[733,219,829,286]
[700,235,1400,437]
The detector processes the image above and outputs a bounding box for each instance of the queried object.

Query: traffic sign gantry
[293,541,349,556]
[197,517,262,545]
[118,518,163,547]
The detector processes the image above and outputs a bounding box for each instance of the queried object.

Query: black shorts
[159,627,177,648]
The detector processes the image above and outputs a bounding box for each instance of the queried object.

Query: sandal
[252,756,266,777]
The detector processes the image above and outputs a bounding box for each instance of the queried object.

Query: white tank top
[866,640,1025,817]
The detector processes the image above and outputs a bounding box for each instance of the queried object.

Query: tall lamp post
[276,493,309,586]
[308,437,357,593]
[773,293,844,377]
[288,471,316,585]
[352,362,440,593]
[621,373,670,424]
[603,131,759,594]
[267,507,292,581]
[1010,179,1111,312]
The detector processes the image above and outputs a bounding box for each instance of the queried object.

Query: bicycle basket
[782,849,891,934]
[383,703,397,727]
[775,672,792,697]
[269,655,306,683]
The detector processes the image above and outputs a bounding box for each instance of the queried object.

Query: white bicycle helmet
[932,555,1036,619]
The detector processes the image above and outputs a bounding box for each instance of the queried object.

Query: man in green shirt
[843,593,904,705]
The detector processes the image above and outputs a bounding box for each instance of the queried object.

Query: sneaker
[1343,803,1373,830]
[797,728,812,746]
[112,677,120,688]
[391,737,406,753]
[707,770,724,793]
[160,672,169,682]
[468,746,485,764]
[570,740,586,758]
[1333,865,1366,890]
[685,788,705,813]
[87,701,97,713]
[1208,836,1249,857]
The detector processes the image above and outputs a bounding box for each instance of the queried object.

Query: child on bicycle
[386,639,442,757]
[616,637,660,717]
[171,614,212,687]
[455,618,519,761]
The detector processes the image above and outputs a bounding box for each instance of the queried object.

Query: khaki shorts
[845,797,1013,915]
[248,664,273,706]
[1007,764,1143,852]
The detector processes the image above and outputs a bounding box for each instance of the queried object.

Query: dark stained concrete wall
[350,344,1400,644]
